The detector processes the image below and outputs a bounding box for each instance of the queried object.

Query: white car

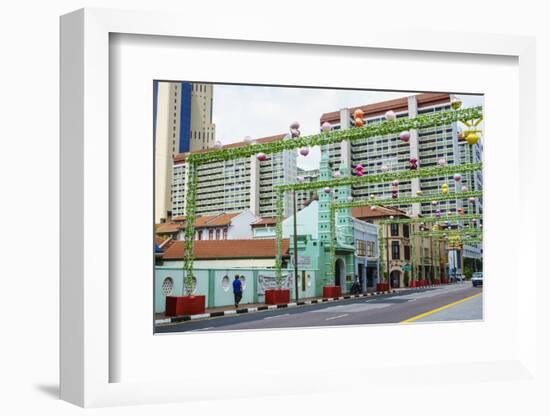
[472,272,483,287]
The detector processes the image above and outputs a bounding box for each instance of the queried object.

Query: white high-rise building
[319,92,483,218]
[154,82,216,223]
[171,134,298,219]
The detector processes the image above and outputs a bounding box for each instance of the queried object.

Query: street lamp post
[293,189,299,303]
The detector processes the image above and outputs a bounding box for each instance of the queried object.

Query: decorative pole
[293,189,299,302]
[183,159,198,295]
[386,223,391,292]
[275,188,284,288]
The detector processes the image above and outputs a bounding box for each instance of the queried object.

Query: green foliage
[404,271,410,287]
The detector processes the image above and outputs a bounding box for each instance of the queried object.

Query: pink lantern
[356,170,364,177]
[299,147,309,156]
[321,121,332,132]
[291,128,300,138]
[347,196,354,202]
[297,176,305,183]
[385,110,396,121]
[323,187,331,193]
[290,121,300,130]
[438,158,446,165]
[453,173,462,182]
[256,152,267,161]
[461,185,468,192]
[356,163,363,170]
[399,131,410,143]
[380,164,389,172]
[392,179,400,186]
[370,205,377,210]
[468,197,476,203]
[333,171,341,177]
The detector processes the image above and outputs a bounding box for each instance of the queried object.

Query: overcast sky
[212,85,482,170]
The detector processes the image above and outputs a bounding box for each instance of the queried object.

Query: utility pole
[293,190,299,302]
[386,223,391,292]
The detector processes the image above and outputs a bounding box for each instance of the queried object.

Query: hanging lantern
[299,147,309,156]
[243,136,253,144]
[441,183,449,194]
[354,117,365,127]
[438,158,446,166]
[457,208,464,215]
[392,189,398,199]
[290,121,300,130]
[435,209,441,218]
[468,197,476,204]
[353,109,364,119]
[389,215,394,220]
[356,170,364,177]
[453,173,462,182]
[392,179,400,186]
[333,171,341,177]
[291,128,301,138]
[385,110,396,121]
[256,152,267,161]
[380,164,389,172]
[399,131,410,143]
[409,157,418,170]
[466,132,480,145]
[370,205,377,210]
[370,194,375,199]
[321,121,332,132]
[431,200,438,206]
[347,195,354,202]
[416,190,423,196]
[323,187,331,193]
[297,176,305,183]
[451,98,463,110]
[213,140,223,149]
[461,185,468,192]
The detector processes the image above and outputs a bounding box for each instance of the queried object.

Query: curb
[156,289,401,325]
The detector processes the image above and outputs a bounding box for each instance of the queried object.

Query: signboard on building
[290,256,311,267]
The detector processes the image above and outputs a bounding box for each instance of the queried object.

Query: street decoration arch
[179,106,483,294]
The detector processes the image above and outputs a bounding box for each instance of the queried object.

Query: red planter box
[323,286,342,298]
[265,289,291,305]
[409,280,417,288]
[376,283,389,292]
[441,278,449,284]
[165,295,206,316]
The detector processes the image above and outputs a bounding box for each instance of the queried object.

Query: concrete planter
[165,295,206,316]
[323,286,342,298]
[265,289,291,305]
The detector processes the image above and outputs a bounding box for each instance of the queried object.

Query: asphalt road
[155,282,482,334]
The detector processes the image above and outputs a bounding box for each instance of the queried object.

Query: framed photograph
[60,7,538,409]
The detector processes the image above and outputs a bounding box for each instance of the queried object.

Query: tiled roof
[251,217,277,226]
[351,206,409,220]
[162,239,290,260]
[174,134,287,163]
[320,93,450,123]
[204,213,240,226]
[156,222,183,234]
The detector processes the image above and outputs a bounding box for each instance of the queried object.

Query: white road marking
[191,327,214,332]
[325,314,349,321]
[264,313,290,320]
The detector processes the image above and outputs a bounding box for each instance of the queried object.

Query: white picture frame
[60,7,539,408]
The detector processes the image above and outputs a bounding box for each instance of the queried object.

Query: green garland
[275,163,483,193]
[378,214,482,225]
[413,229,483,237]
[332,191,483,210]
[183,161,198,294]
[186,107,482,164]
[275,188,284,287]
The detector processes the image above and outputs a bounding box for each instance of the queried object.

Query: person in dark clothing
[232,275,243,308]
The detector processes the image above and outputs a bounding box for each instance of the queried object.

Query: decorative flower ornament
[353,109,364,118]
[385,110,396,121]
[354,117,365,127]
[409,157,418,170]
[453,173,462,182]
[438,158,446,166]
[320,122,331,133]
[323,187,331,193]
[468,197,476,204]
[451,98,463,110]
[392,179,400,186]
[461,185,468,192]
[466,132,480,145]
[297,176,305,183]
[299,147,309,156]
[431,200,438,206]
[256,152,267,161]
[399,131,410,143]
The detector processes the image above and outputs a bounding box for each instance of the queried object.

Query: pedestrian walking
[233,275,243,308]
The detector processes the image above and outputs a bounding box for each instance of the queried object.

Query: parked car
[472,272,483,287]
[455,273,465,282]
